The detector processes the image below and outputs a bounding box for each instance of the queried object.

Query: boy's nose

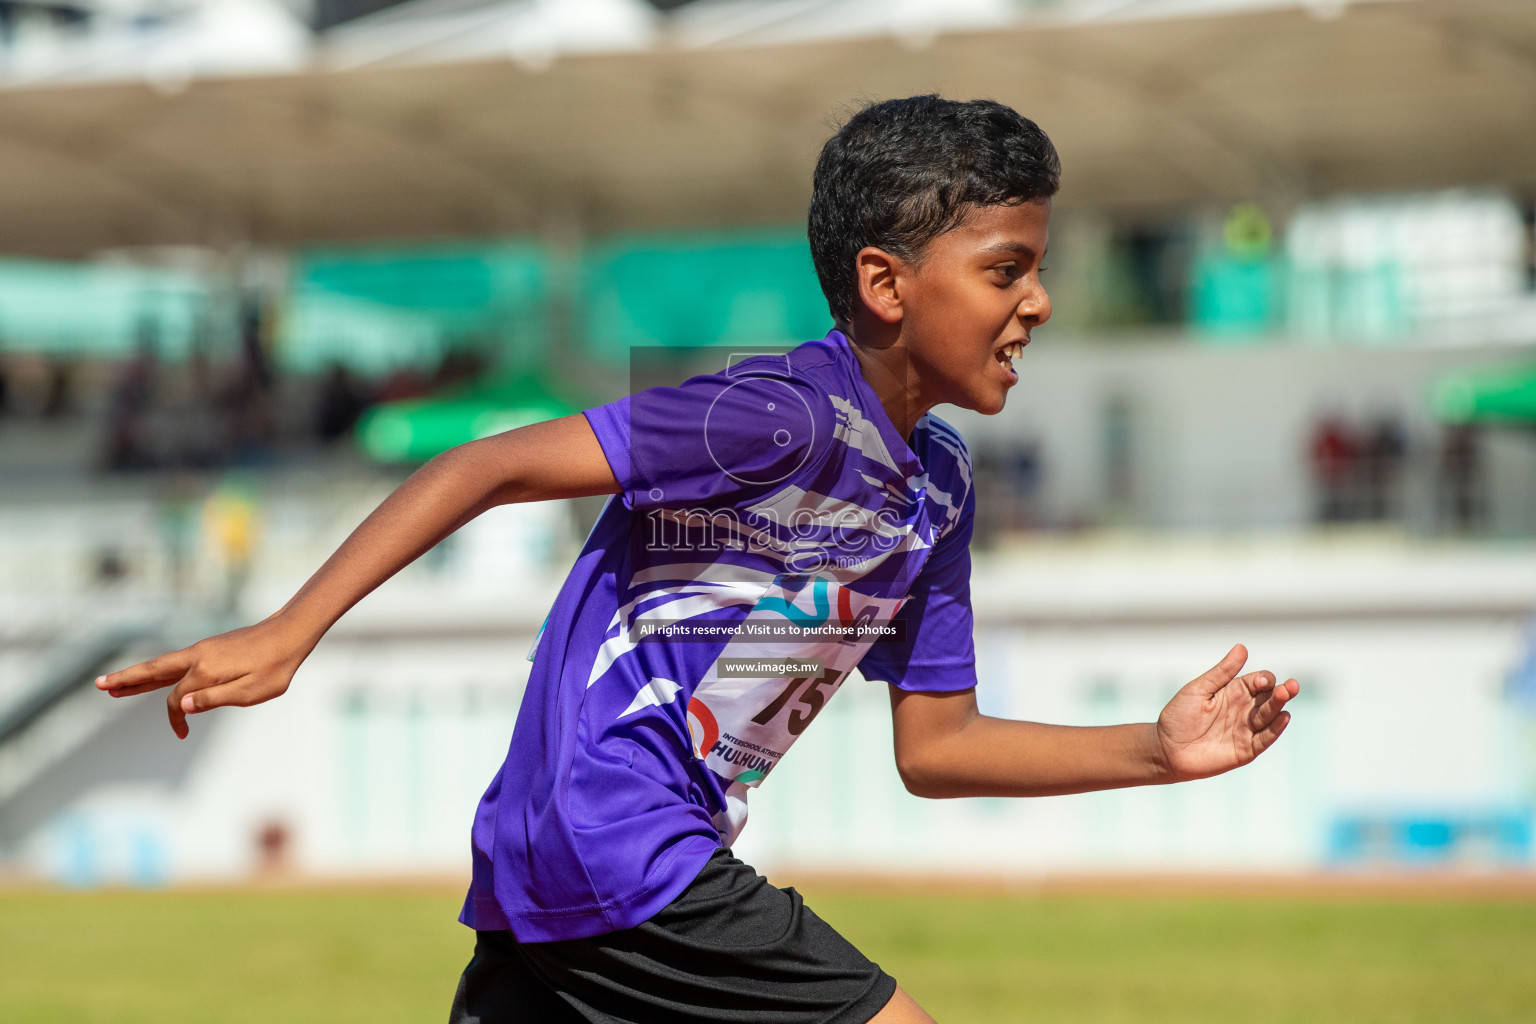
[1018,286,1051,326]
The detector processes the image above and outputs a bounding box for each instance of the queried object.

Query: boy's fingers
[171,667,263,717]
[166,686,189,740]
[1239,670,1276,696]
[1192,644,1247,696]
[179,679,250,715]
[1252,710,1291,756]
[164,662,227,738]
[105,681,167,698]
[97,649,193,691]
[1249,685,1291,731]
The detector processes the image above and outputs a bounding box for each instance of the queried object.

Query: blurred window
[0,259,202,359]
[1285,190,1526,341]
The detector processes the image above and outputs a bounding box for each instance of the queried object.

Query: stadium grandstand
[2,0,1535,885]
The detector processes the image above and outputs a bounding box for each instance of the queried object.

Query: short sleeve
[857,482,977,693]
[584,361,832,512]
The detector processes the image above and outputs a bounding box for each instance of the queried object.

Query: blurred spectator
[42,356,75,418]
[373,365,431,403]
[178,341,229,468]
[93,546,129,586]
[157,474,202,601]
[432,342,489,390]
[1006,444,1043,526]
[4,354,57,417]
[254,819,293,876]
[972,440,1045,543]
[1438,424,1485,533]
[314,361,370,442]
[102,324,160,470]
[1359,415,1407,521]
[222,300,277,464]
[1309,415,1358,523]
[203,476,262,618]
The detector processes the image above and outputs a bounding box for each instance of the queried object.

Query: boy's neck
[843,319,934,442]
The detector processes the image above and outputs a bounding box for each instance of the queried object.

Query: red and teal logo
[687,696,719,759]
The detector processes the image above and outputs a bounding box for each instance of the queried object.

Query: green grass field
[2,883,1533,1023]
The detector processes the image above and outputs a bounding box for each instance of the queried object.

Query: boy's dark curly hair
[808,95,1061,327]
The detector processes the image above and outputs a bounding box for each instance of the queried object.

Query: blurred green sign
[357,378,578,463]
[1433,366,1536,424]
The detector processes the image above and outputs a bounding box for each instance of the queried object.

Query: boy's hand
[95,615,318,740]
[1155,644,1298,782]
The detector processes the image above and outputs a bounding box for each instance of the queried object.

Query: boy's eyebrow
[976,241,1044,261]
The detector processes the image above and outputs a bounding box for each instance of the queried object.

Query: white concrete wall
[8,537,1534,885]
[949,340,1536,536]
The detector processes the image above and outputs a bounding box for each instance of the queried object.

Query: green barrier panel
[581,230,830,355]
[284,242,549,375]
[1433,366,1536,425]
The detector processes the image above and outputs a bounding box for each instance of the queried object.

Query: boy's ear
[854,247,904,324]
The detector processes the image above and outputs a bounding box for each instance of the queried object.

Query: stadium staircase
[0,619,207,850]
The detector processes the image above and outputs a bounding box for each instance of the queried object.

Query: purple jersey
[460,331,977,941]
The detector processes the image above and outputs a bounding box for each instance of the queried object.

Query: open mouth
[995,339,1026,377]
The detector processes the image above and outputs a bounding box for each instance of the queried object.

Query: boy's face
[894,199,1051,417]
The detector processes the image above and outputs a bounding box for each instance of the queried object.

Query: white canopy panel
[0,0,1531,256]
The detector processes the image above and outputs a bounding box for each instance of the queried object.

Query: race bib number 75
[686,574,903,786]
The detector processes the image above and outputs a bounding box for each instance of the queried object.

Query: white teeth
[1000,341,1025,362]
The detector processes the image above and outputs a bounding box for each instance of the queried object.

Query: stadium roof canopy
[0,0,1532,257]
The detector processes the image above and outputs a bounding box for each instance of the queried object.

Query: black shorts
[448,848,898,1024]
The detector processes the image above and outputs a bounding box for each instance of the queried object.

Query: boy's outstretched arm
[889,644,1298,798]
[96,415,620,738]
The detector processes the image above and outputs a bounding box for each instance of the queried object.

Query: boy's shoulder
[718,334,847,390]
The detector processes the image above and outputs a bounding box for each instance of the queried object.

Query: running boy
[98,96,1299,1024]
